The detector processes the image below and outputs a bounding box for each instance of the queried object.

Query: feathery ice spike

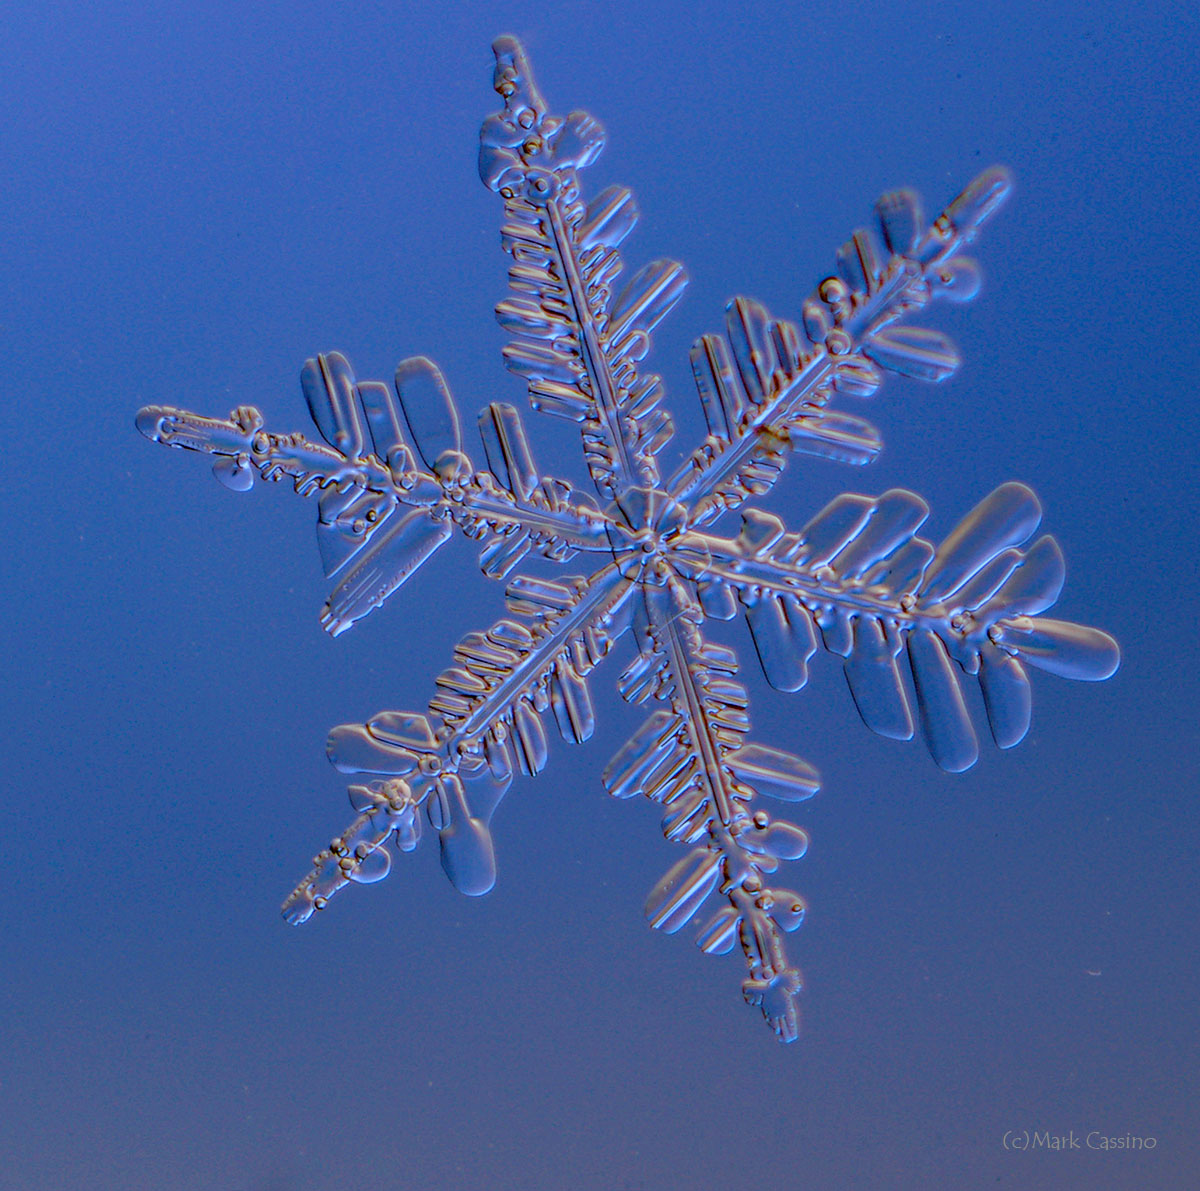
[136,36,1118,1041]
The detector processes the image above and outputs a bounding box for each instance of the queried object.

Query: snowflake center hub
[608,485,690,577]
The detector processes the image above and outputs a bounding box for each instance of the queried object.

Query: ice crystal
[137,37,1118,1041]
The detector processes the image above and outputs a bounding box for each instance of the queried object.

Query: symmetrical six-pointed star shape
[138,37,1118,1040]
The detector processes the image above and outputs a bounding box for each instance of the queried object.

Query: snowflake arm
[137,352,616,634]
[282,562,636,922]
[667,168,1012,526]
[479,35,684,502]
[671,483,1120,769]
[604,573,817,1040]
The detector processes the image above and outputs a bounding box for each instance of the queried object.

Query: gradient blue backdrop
[3,1,1196,1188]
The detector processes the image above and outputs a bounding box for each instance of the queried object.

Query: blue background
[2,1,1197,1187]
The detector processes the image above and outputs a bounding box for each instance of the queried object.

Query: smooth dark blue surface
[2,1,1197,1187]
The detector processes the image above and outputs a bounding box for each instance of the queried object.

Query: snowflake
[137,37,1118,1041]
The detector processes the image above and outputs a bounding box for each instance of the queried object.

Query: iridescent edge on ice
[137,36,1119,1041]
